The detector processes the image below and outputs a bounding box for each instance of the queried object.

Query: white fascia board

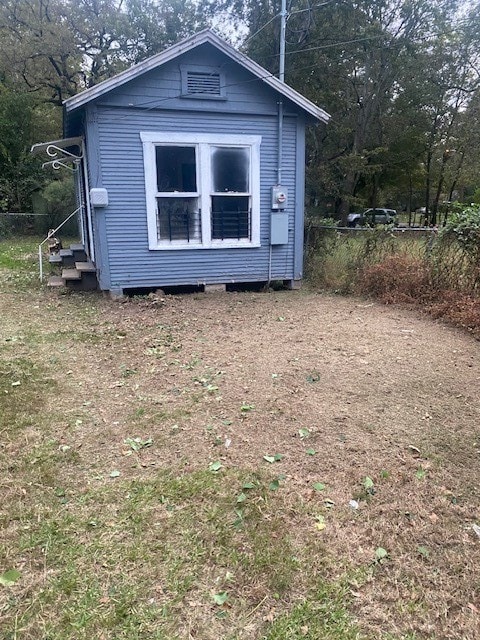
[64,30,330,124]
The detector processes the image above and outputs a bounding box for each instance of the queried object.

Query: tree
[0,87,47,213]
[230,0,480,223]
[0,0,217,105]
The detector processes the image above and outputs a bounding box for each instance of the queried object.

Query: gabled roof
[63,29,330,123]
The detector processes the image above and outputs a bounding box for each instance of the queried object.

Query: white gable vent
[181,65,226,99]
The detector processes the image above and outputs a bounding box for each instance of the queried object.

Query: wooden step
[62,268,82,281]
[47,275,65,288]
[70,243,88,261]
[49,254,63,264]
[75,261,96,273]
[58,248,75,267]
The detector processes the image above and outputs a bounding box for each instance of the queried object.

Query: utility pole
[279,0,287,82]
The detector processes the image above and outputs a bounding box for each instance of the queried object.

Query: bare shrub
[356,254,432,304]
[426,290,480,339]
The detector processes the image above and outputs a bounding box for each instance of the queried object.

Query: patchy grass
[5,468,355,640]
[0,236,43,291]
[1,235,480,640]
[0,357,54,428]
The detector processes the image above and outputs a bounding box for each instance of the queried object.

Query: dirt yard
[1,273,480,639]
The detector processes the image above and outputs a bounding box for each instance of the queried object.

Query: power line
[242,13,281,46]
[288,1,334,18]
[242,1,334,52]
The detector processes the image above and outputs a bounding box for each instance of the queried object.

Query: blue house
[35,29,329,295]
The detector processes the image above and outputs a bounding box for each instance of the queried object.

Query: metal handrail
[38,206,83,281]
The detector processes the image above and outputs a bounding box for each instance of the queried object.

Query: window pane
[156,146,196,192]
[157,197,200,242]
[211,147,249,193]
[211,196,250,240]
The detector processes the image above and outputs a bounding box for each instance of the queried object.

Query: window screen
[211,195,250,240]
[157,197,200,242]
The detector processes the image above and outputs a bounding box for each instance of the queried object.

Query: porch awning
[30,136,83,156]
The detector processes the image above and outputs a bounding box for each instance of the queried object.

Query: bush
[431,205,480,293]
[356,254,432,304]
[426,291,480,338]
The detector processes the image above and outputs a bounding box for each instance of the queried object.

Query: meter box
[271,185,288,210]
[271,212,289,245]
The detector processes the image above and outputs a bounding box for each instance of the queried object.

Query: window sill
[149,242,260,251]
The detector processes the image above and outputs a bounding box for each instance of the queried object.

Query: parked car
[347,208,398,227]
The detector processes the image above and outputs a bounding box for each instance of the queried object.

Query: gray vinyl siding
[93,106,298,289]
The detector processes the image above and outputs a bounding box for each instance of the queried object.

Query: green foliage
[0,87,47,216]
[425,204,480,292]
[32,175,77,234]
[236,0,480,221]
[440,205,480,256]
[0,0,218,105]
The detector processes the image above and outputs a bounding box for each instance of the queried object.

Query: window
[155,146,200,243]
[211,147,250,240]
[141,132,261,250]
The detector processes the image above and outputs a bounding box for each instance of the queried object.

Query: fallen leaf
[375,547,388,562]
[269,479,280,491]
[263,609,275,622]
[212,591,228,605]
[363,476,374,490]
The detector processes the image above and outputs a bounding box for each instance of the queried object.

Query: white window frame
[141,132,261,250]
